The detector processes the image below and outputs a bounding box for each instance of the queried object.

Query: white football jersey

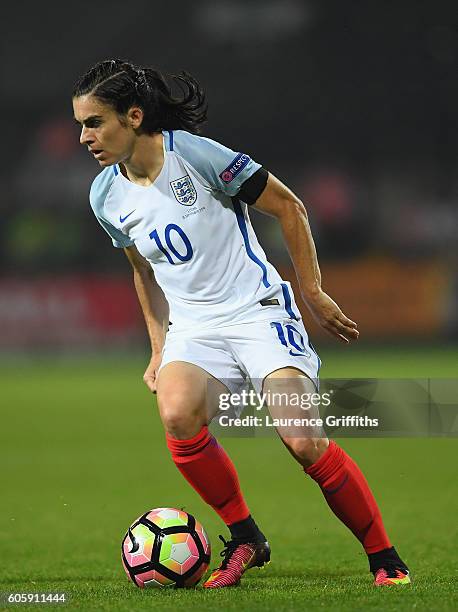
[89,130,301,331]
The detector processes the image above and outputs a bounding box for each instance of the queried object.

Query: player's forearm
[278,200,322,301]
[133,267,169,355]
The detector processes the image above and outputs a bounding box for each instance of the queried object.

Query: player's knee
[282,436,329,468]
[163,413,198,439]
[158,391,205,439]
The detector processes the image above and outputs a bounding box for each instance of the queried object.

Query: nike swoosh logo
[119,210,135,223]
[127,529,139,553]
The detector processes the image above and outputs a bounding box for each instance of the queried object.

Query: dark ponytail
[72,59,207,134]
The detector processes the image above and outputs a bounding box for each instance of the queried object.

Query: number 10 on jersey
[149,224,193,264]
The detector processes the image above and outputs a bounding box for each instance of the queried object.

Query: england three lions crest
[170,175,197,206]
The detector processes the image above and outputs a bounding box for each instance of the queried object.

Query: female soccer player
[72,59,410,588]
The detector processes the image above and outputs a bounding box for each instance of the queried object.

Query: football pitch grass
[1,345,457,611]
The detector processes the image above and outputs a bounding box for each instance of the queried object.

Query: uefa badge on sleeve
[170,175,197,206]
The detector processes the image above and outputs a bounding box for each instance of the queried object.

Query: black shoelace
[218,535,246,570]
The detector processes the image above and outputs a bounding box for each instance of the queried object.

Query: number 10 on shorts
[271,321,311,357]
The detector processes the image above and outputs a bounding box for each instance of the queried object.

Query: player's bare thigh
[156,361,229,439]
[263,367,329,468]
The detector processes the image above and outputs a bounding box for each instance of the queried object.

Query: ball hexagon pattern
[135,568,175,588]
[146,508,189,529]
[159,532,200,575]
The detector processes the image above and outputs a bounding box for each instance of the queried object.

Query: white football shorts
[159,316,321,399]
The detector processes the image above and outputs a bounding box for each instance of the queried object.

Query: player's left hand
[304,289,359,343]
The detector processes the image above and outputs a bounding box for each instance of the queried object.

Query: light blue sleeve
[169,130,261,196]
[89,169,134,249]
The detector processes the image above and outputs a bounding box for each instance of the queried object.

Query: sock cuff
[368,546,407,573]
[305,440,346,481]
[166,425,213,457]
[229,515,264,541]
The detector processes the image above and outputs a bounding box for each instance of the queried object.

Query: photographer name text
[218,415,379,428]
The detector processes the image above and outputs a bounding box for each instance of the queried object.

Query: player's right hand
[143,353,162,393]
[305,289,359,343]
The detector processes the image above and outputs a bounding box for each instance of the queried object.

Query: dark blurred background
[1,0,457,350]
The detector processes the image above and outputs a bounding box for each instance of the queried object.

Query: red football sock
[306,441,391,554]
[166,426,250,525]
